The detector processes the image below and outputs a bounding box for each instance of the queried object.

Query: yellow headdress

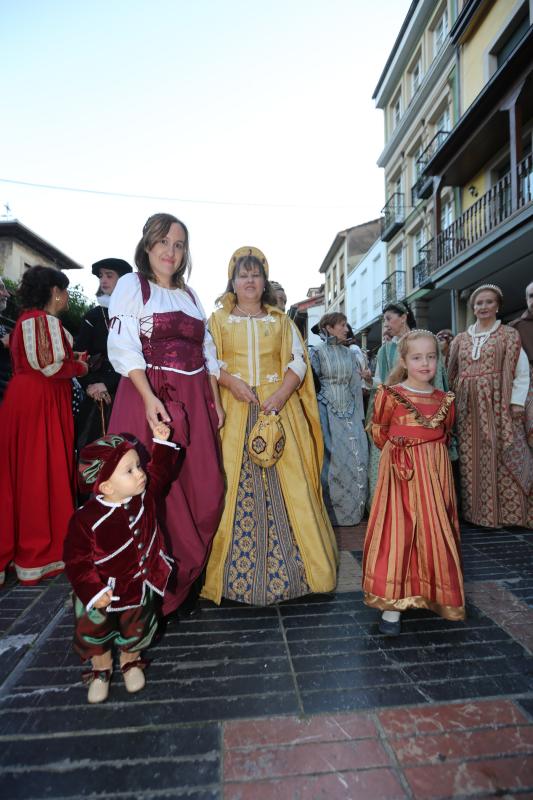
[227,246,269,280]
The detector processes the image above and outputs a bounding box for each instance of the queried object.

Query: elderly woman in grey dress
[310,312,368,525]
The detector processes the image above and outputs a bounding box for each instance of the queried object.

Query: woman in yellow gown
[202,247,338,606]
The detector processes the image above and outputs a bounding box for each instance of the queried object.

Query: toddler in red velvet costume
[63,424,178,703]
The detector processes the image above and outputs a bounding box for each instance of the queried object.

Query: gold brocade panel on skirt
[223,402,309,605]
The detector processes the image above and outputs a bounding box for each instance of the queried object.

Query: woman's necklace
[235,304,263,318]
[469,319,499,360]
[401,383,434,394]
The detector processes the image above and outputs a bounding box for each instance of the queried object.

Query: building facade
[374,0,533,331]
[288,286,325,347]
[345,237,387,353]
[0,220,82,282]
[319,219,381,317]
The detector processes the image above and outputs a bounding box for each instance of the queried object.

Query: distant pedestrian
[436,328,454,368]
[74,258,132,450]
[0,266,88,586]
[366,301,417,502]
[363,330,465,636]
[63,425,177,704]
[270,280,287,312]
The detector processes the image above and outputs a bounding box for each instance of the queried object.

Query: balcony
[381,270,406,309]
[414,130,450,200]
[380,193,405,242]
[412,257,432,289]
[424,152,533,271]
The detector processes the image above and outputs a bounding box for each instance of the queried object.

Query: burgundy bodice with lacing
[140,311,205,372]
[136,275,205,373]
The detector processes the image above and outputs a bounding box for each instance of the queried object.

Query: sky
[1,0,411,312]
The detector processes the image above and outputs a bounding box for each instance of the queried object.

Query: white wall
[346,239,386,334]
[307,303,325,347]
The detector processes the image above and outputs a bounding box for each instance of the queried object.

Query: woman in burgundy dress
[0,266,88,585]
[107,213,224,614]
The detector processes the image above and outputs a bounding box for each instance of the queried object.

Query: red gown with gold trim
[0,310,86,585]
[362,384,465,620]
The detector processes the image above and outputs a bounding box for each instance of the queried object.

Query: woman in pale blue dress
[310,312,368,525]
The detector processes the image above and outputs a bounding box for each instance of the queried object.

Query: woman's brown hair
[387,330,438,385]
[318,312,347,335]
[134,213,191,289]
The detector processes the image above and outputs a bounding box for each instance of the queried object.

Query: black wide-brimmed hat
[91,258,133,277]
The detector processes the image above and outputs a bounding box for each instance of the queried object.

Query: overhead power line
[0,177,356,211]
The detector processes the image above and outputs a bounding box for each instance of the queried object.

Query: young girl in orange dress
[362,330,465,636]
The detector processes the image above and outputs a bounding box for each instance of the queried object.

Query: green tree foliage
[61,284,95,336]
[0,277,94,336]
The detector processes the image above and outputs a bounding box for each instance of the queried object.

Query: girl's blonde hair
[387,330,439,385]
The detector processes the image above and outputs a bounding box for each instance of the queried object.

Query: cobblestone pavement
[1,524,532,799]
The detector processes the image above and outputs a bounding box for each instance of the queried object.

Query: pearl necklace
[235,304,264,318]
[468,319,500,360]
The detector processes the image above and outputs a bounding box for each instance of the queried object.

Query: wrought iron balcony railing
[412,258,432,289]
[423,153,533,271]
[416,129,450,175]
[381,270,406,309]
[380,193,405,242]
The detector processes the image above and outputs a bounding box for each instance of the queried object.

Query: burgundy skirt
[109,367,224,614]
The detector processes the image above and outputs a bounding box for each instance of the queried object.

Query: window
[441,200,454,230]
[333,265,337,298]
[435,106,451,147]
[412,143,423,183]
[494,9,529,69]
[351,307,357,327]
[392,93,402,129]
[361,297,368,320]
[433,7,448,55]
[411,57,422,95]
[394,247,403,272]
[391,174,403,208]
[436,106,450,134]
[340,272,345,291]
[414,229,425,263]
[373,286,381,311]
[326,276,331,305]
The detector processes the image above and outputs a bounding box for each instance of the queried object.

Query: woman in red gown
[0,266,88,585]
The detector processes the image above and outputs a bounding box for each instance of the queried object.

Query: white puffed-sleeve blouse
[107,273,220,378]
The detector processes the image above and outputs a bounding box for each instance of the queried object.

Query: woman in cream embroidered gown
[448,285,532,528]
[202,247,338,606]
